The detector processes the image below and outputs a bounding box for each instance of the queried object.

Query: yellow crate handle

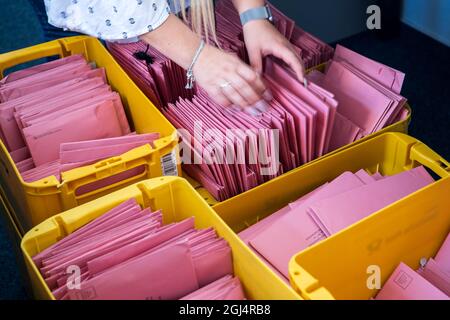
[410,142,450,178]
[60,140,178,205]
[288,260,335,300]
[0,40,66,78]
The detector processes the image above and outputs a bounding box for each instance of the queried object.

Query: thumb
[248,49,263,75]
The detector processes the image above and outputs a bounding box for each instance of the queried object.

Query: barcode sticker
[161,150,178,176]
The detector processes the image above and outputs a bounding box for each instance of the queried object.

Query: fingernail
[262,89,273,101]
[254,100,269,113]
[244,107,262,117]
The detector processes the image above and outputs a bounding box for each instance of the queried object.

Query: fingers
[236,63,267,96]
[220,82,248,108]
[226,72,262,106]
[216,59,271,113]
[273,44,305,82]
[248,49,263,75]
[211,88,232,107]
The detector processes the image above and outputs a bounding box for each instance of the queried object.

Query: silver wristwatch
[239,4,274,26]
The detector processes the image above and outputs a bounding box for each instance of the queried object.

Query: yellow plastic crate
[212,133,449,296]
[21,176,300,300]
[288,176,450,300]
[212,133,446,233]
[0,36,180,235]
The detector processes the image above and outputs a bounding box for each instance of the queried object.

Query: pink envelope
[239,183,328,244]
[0,60,91,101]
[321,61,393,135]
[435,233,450,273]
[307,166,434,236]
[45,208,160,259]
[23,99,127,166]
[19,88,113,136]
[16,158,35,173]
[265,58,336,158]
[17,71,108,127]
[71,165,146,197]
[59,133,158,153]
[86,218,195,276]
[328,112,363,151]
[10,146,30,163]
[42,218,161,278]
[33,195,238,299]
[41,210,159,265]
[334,45,405,94]
[0,55,85,84]
[23,91,127,130]
[354,168,377,184]
[375,263,448,300]
[372,172,384,180]
[0,76,106,151]
[180,275,245,300]
[67,242,200,300]
[192,241,233,287]
[33,199,141,266]
[3,66,106,103]
[43,209,159,262]
[418,258,450,296]
[249,171,366,277]
[21,160,60,182]
[59,133,159,171]
[39,207,147,264]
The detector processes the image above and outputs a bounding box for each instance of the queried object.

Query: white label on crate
[161,150,178,176]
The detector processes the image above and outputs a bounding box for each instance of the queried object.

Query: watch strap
[240,5,273,26]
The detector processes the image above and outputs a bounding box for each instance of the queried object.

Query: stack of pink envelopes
[107,1,409,201]
[239,166,435,280]
[0,55,160,183]
[32,198,245,300]
[163,57,339,200]
[107,0,334,108]
[376,233,450,300]
[307,45,409,151]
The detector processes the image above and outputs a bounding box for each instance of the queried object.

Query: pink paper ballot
[68,242,199,300]
[32,198,241,300]
[0,55,85,84]
[249,171,365,277]
[334,45,405,94]
[435,233,450,273]
[86,218,195,276]
[375,263,449,300]
[418,259,450,296]
[180,275,245,300]
[59,133,159,172]
[307,167,434,236]
[23,100,126,166]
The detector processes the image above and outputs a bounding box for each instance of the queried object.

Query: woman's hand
[141,14,271,114]
[243,19,305,82]
[193,44,272,113]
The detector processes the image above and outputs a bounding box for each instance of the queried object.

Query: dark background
[0,0,449,300]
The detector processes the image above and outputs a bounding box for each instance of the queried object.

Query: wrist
[233,0,265,14]
[242,18,271,30]
[186,39,206,89]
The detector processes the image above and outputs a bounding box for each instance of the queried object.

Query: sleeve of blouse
[44,0,171,41]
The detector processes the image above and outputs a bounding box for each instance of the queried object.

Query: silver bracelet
[185,40,205,89]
